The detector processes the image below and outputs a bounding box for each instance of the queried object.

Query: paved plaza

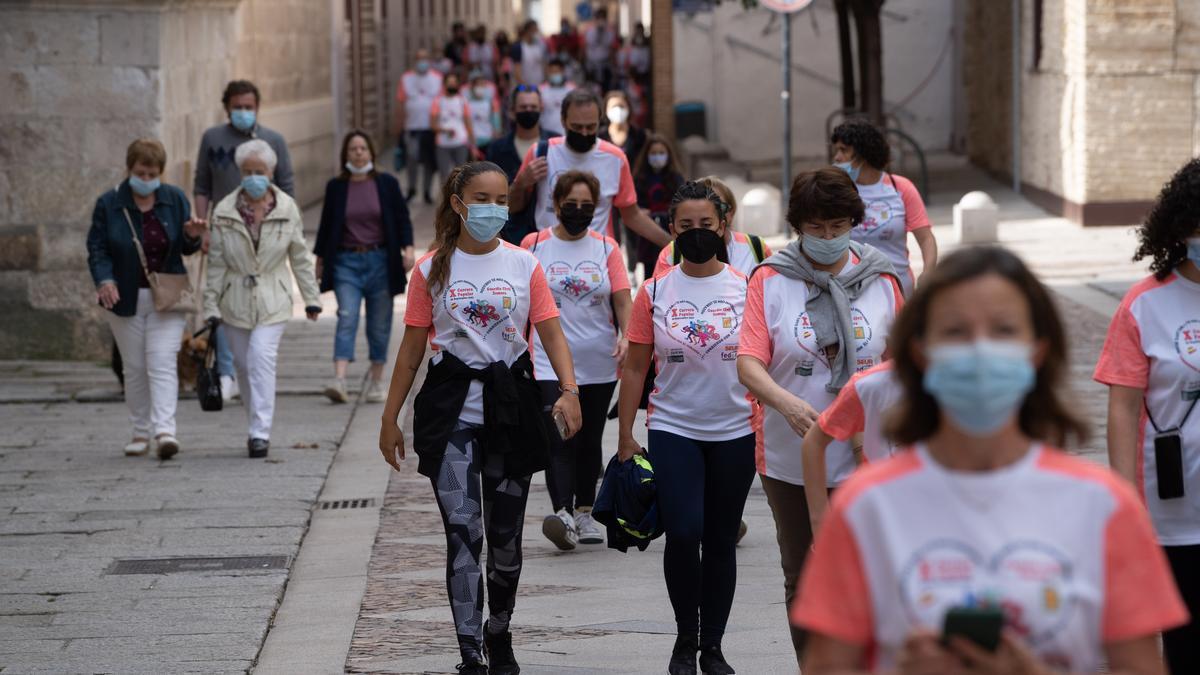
[0,160,1150,673]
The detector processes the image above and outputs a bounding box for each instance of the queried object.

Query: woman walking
[617,181,755,675]
[378,162,582,674]
[521,170,631,549]
[205,139,322,458]
[315,130,414,404]
[87,138,206,459]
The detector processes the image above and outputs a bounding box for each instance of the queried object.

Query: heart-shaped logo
[664,299,739,357]
[444,278,518,338]
[546,260,605,305]
[1175,320,1200,373]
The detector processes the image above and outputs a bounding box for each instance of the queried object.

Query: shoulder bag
[122,208,195,313]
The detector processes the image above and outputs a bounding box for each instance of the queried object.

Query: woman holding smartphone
[378,161,581,675]
[795,246,1184,674]
[522,170,631,550]
[1096,158,1200,672]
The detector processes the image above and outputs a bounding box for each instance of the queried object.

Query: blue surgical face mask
[241,174,270,199]
[923,340,1036,437]
[548,73,565,86]
[230,109,256,132]
[129,176,160,197]
[460,201,509,242]
[834,160,861,183]
[801,231,852,265]
[415,60,431,74]
[1187,237,1200,264]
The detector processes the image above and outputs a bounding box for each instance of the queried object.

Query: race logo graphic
[852,308,874,352]
[793,311,830,370]
[859,198,894,235]
[664,299,740,358]
[546,260,605,304]
[899,539,1077,649]
[445,278,518,338]
[1174,319,1200,373]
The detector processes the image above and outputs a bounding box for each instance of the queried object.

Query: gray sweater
[193,123,294,212]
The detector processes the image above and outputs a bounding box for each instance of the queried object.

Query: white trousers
[224,322,287,441]
[104,288,186,438]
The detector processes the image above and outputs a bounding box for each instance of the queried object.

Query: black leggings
[649,430,756,645]
[538,380,616,512]
[1164,544,1200,673]
[430,421,532,661]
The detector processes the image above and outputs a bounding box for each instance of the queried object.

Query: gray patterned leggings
[431,421,532,660]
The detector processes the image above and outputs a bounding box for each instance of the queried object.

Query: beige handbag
[123,208,196,313]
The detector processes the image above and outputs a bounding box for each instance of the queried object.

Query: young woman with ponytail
[378,161,582,675]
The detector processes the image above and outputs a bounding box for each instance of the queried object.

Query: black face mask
[514,110,540,130]
[566,129,597,153]
[446,86,460,96]
[675,227,726,264]
[560,203,595,235]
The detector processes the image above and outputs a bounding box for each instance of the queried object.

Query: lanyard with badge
[1145,392,1199,500]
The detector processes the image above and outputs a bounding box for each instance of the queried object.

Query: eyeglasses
[513,84,538,93]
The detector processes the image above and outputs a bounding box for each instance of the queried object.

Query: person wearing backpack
[653,176,772,278]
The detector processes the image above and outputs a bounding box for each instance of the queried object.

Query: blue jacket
[313,172,414,296]
[593,453,663,552]
[86,180,200,317]
[486,129,559,244]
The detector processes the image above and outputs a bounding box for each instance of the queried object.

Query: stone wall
[0,0,334,360]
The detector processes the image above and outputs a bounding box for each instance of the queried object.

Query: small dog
[177,334,209,390]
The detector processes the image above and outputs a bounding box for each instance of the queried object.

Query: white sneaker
[220,375,240,403]
[364,378,386,403]
[155,434,180,460]
[324,377,349,403]
[542,508,578,551]
[574,508,603,545]
[123,438,150,456]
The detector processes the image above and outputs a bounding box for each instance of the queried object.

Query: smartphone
[553,412,568,440]
[942,606,1003,652]
[1156,431,1186,500]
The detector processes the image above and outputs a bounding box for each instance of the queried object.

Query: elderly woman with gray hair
[204,139,322,458]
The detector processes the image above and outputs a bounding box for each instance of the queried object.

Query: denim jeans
[333,248,393,363]
[214,324,235,378]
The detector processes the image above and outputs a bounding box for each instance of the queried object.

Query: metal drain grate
[107,555,289,575]
[318,498,377,510]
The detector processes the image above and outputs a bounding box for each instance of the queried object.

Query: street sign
[760,0,813,13]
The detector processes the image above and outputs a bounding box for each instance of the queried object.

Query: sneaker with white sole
[574,508,603,544]
[155,434,180,460]
[220,375,240,403]
[542,508,578,550]
[324,378,349,403]
[364,378,386,403]
[123,439,150,456]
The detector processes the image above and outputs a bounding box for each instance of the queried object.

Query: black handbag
[195,324,223,412]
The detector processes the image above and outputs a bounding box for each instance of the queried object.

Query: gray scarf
[761,240,898,393]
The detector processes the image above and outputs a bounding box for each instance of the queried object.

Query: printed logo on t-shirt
[667,348,685,363]
[900,539,1077,647]
[445,278,518,338]
[665,300,740,358]
[1174,319,1200,373]
[794,312,828,368]
[546,260,605,304]
[861,199,894,235]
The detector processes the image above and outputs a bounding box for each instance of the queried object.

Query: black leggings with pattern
[430,421,532,661]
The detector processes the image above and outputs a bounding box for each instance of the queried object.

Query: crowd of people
[83,17,1200,675]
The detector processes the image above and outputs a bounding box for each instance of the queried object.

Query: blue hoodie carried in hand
[593,452,663,552]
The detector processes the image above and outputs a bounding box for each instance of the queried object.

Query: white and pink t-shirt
[405,243,558,424]
[520,137,637,238]
[397,69,444,131]
[816,361,902,464]
[850,173,930,295]
[521,229,630,384]
[431,94,471,148]
[467,91,500,144]
[627,265,753,442]
[538,81,576,135]
[792,445,1187,672]
[652,231,773,278]
[739,258,903,485]
[1095,272,1200,545]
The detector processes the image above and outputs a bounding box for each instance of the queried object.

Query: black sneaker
[456,659,488,675]
[698,644,735,674]
[668,634,698,675]
[247,438,269,458]
[483,621,519,674]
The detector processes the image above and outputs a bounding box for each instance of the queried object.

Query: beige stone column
[650,0,675,141]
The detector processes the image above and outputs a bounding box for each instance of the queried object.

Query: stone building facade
[0,0,335,359]
[966,0,1200,225]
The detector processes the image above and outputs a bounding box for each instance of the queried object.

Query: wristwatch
[559,383,580,396]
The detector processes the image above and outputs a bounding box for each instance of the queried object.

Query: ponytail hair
[427,160,507,294]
